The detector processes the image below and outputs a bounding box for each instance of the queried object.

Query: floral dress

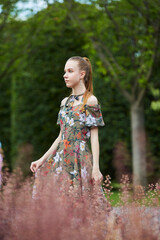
[32,94,106,200]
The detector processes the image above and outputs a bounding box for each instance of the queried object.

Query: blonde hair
[67,56,93,111]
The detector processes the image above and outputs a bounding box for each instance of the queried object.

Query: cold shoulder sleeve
[84,103,105,128]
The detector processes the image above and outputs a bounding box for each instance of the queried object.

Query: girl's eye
[64,69,73,73]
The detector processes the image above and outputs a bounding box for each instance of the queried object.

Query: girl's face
[63,60,85,88]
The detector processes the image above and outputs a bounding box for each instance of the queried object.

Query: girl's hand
[30,159,43,173]
[92,167,103,183]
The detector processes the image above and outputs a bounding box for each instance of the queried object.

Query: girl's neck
[71,88,86,96]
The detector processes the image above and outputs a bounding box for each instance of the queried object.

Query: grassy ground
[110,191,120,206]
[104,182,160,207]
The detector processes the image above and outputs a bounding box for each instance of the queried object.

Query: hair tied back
[83,57,89,63]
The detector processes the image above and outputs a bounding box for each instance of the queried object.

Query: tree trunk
[130,102,147,187]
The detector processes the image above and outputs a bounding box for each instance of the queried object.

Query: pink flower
[75,144,80,153]
[69,150,74,156]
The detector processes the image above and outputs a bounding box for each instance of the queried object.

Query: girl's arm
[90,127,103,182]
[31,98,65,173]
[37,97,67,165]
[38,129,62,165]
[87,95,103,182]
[30,129,62,172]
[90,127,100,169]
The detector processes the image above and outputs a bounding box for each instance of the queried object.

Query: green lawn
[109,191,120,206]
[105,189,160,207]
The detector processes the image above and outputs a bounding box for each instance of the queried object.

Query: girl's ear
[80,71,86,79]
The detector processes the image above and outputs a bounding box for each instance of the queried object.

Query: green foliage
[0,0,160,182]
[150,85,160,110]
[151,101,160,111]
[1,1,90,173]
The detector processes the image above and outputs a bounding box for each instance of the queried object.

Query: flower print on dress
[84,104,105,128]
[48,158,54,164]
[33,95,106,204]
[81,166,88,180]
[69,150,74,156]
[61,110,66,118]
[59,150,63,155]
[70,169,77,176]
[75,144,80,153]
[65,116,70,123]
[80,141,85,151]
[55,166,62,174]
[79,112,86,124]
[86,130,90,138]
[86,114,97,126]
[53,152,62,163]
[69,118,74,126]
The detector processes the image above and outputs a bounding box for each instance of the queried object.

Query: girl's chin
[65,81,77,88]
[66,83,73,88]
[66,85,72,89]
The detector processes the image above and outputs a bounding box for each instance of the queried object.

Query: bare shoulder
[86,95,98,105]
[61,97,68,106]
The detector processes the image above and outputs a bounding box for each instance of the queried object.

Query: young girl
[30,56,105,199]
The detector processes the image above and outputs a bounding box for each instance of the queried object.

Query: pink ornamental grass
[0,169,159,240]
[0,168,111,240]
[0,153,3,187]
[0,142,3,187]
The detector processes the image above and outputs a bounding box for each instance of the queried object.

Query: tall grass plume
[0,169,159,240]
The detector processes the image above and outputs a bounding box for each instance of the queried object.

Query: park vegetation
[0,1,160,188]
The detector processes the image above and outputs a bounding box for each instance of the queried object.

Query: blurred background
[0,0,160,188]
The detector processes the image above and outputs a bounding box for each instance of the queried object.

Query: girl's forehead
[65,60,79,69]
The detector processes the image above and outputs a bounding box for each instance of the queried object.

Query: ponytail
[82,57,93,93]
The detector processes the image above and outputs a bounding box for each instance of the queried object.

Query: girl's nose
[63,72,68,78]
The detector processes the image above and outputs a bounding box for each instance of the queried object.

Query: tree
[64,0,160,186]
[9,2,90,174]
[0,0,23,166]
